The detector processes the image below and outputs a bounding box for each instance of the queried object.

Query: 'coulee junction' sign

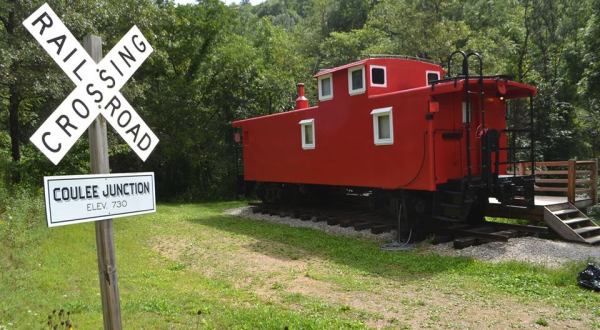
[44,173,156,227]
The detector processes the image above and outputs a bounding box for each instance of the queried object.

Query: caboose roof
[314,59,368,77]
[313,56,440,78]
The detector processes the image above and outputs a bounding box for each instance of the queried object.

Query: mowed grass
[0,201,599,329]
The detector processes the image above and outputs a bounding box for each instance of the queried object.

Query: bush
[589,204,600,224]
[0,183,46,249]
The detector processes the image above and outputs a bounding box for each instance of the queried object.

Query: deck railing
[516,159,598,204]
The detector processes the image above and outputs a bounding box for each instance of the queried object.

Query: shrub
[589,204,600,223]
[0,183,45,249]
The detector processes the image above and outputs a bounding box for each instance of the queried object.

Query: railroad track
[250,203,396,234]
[248,203,550,249]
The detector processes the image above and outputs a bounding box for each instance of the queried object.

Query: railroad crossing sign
[23,3,158,165]
[23,4,160,328]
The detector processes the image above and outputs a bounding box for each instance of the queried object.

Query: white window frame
[299,119,315,150]
[370,107,394,145]
[370,65,387,87]
[318,74,333,101]
[348,65,366,95]
[426,70,440,85]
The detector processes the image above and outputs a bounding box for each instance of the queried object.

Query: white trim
[370,107,392,116]
[426,70,440,85]
[348,65,366,95]
[370,65,387,87]
[370,107,393,145]
[299,119,315,150]
[318,74,333,101]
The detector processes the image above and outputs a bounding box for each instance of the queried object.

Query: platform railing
[516,159,598,204]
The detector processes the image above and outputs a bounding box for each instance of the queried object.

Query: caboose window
[318,74,333,101]
[378,116,391,139]
[370,107,393,145]
[426,71,440,85]
[348,66,366,95]
[299,119,315,150]
[370,65,386,87]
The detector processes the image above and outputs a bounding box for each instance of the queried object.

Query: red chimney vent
[295,83,309,110]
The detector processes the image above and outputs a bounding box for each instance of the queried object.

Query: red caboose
[233,53,537,235]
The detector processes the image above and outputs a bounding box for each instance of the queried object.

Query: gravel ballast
[227,206,600,268]
[430,236,600,268]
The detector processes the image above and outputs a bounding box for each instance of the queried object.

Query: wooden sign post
[23,4,160,329]
[84,34,122,330]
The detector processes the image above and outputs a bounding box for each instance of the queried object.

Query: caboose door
[433,94,464,182]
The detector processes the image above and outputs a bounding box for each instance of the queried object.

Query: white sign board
[44,172,156,227]
[23,3,158,164]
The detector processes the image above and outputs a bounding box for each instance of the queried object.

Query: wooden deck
[487,197,595,222]
[486,159,598,222]
[489,195,592,206]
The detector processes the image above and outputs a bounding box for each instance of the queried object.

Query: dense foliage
[1,0,599,200]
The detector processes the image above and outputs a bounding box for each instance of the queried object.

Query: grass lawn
[1,201,600,329]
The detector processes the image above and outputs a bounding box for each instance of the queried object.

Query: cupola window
[370,65,386,87]
[348,66,366,95]
[426,71,440,85]
[318,74,333,101]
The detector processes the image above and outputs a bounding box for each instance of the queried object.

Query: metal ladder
[447,51,486,188]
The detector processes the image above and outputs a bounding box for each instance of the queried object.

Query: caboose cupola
[314,57,445,102]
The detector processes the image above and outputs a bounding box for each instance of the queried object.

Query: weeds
[46,309,74,329]
[196,310,204,330]
[0,184,45,249]
[167,262,186,271]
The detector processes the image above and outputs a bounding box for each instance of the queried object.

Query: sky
[174,0,266,5]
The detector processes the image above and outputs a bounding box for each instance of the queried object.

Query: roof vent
[295,83,309,110]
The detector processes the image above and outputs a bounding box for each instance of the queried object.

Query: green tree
[578,0,600,157]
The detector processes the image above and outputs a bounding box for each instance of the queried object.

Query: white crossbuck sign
[23,3,158,165]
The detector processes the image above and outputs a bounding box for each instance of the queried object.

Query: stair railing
[574,160,598,204]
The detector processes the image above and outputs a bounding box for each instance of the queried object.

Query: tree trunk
[517,0,530,82]
[8,84,20,162]
[8,83,21,182]
[3,1,21,182]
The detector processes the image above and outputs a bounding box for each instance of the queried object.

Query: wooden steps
[543,203,600,245]
[433,183,478,224]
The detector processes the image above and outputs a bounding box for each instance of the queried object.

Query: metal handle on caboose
[447,50,467,77]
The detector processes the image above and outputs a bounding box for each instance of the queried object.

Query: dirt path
[150,234,592,329]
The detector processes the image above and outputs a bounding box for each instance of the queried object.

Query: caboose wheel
[256,182,284,204]
[387,191,432,242]
[405,192,433,241]
[255,182,267,202]
[466,194,488,225]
